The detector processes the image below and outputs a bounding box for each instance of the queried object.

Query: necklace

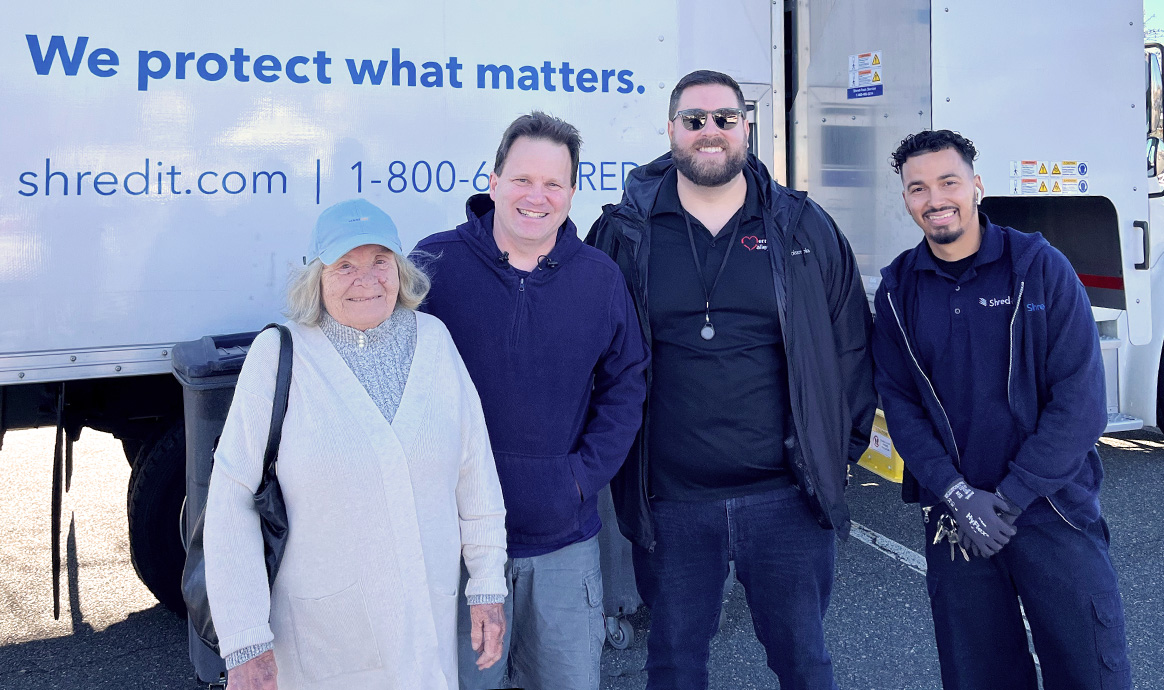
[683,209,743,340]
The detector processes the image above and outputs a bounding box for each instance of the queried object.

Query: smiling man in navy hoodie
[414,111,648,690]
[872,130,1131,689]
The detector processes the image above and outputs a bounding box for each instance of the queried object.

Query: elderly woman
[204,199,508,690]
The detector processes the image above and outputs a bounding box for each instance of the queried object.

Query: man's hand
[469,602,505,670]
[957,529,986,559]
[943,478,1017,557]
[228,650,278,690]
[995,489,1022,528]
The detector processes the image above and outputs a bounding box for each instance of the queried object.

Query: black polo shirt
[646,168,792,501]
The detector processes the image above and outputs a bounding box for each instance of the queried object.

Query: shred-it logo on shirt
[740,236,769,250]
[978,296,1013,307]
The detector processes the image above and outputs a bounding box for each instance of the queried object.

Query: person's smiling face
[320,244,399,330]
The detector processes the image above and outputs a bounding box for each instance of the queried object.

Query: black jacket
[584,152,875,549]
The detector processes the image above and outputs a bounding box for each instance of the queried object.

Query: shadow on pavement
[0,516,197,690]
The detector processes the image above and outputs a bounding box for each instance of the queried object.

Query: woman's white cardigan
[205,313,507,689]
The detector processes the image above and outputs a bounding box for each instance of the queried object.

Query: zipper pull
[518,277,525,292]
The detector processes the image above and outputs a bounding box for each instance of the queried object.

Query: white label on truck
[847,51,883,99]
[849,51,882,70]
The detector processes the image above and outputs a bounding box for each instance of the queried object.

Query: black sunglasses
[673,107,745,131]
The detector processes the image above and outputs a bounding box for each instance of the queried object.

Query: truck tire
[126,420,188,616]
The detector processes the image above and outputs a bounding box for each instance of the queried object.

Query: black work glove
[943,478,1017,557]
[955,490,1023,559]
[995,489,1022,528]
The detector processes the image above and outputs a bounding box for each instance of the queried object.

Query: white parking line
[850,521,927,575]
[852,519,1041,668]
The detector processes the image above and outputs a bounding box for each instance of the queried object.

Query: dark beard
[924,204,975,245]
[671,139,747,187]
[927,226,964,245]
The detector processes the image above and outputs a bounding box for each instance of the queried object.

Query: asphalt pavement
[1,427,1161,689]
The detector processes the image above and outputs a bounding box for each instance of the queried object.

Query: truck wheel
[126,420,188,616]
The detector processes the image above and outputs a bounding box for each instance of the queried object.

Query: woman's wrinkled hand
[468,602,506,670]
[228,649,278,690]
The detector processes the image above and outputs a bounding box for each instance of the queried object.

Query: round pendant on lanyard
[685,210,743,342]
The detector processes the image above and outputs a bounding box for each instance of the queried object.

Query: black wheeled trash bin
[597,485,641,649]
[171,330,261,688]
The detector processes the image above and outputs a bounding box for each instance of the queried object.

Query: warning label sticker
[848,69,881,87]
[870,429,893,458]
[848,50,884,99]
[849,51,883,71]
[1009,159,1091,193]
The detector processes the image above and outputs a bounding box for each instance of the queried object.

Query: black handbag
[182,323,292,655]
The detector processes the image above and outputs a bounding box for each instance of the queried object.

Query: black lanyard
[684,209,743,340]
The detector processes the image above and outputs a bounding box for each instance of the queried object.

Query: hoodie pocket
[493,452,580,544]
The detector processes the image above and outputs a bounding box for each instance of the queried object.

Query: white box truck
[3,0,1161,620]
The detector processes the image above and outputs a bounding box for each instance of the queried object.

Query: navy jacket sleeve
[872,284,962,498]
[567,274,649,500]
[818,207,876,464]
[997,250,1107,509]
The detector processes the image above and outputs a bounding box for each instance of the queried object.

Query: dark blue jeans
[924,508,1132,690]
[633,485,839,690]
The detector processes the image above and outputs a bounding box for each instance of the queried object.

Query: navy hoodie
[872,216,1108,529]
[414,195,649,558]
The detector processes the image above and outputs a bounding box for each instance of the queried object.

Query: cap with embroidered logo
[306,198,403,265]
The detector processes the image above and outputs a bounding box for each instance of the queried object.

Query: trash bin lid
[171,330,262,385]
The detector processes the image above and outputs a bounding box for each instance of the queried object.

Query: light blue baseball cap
[306,199,403,265]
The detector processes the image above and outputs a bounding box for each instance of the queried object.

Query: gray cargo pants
[457,536,605,690]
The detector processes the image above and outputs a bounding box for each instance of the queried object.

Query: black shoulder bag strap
[254,323,292,584]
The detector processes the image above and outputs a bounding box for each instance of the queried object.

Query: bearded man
[586,70,875,690]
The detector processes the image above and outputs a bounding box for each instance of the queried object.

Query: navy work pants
[924,508,1131,690]
[634,485,839,690]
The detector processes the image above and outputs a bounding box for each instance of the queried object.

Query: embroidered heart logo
[741,235,759,250]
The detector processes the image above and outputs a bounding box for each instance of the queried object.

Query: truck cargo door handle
[1134,220,1150,270]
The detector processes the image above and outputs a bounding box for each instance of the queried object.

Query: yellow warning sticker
[872,71,881,83]
[872,54,881,66]
[1052,180,1062,193]
[1052,163,1061,175]
[1038,163,1048,175]
[1038,180,1048,193]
